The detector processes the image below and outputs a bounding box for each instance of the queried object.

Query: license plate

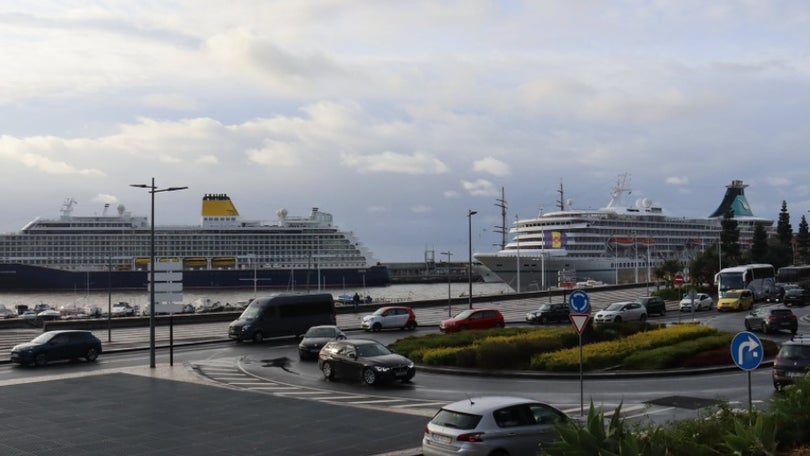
[787,371,806,378]
[395,370,407,376]
[431,433,452,444]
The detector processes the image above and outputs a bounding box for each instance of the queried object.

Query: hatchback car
[422,396,568,456]
[360,306,418,332]
[773,335,810,390]
[10,330,102,367]
[744,306,798,335]
[594,301,647,324]
[440,309,504,333]
[318,339,415,385]
[297,325,346,360]
[716,289,754,312]
[679,292,714,311]
[635,296,666,316]
[526,303,570,324]
[783,287,810,307]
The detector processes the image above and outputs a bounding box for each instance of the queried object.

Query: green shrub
[771,374,810,449]
[622,333,732,370]
[475,340,521,369]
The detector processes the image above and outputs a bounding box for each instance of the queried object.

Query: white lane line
[391,401,447,409]
[249,386,301,391]
[347,399,410,405]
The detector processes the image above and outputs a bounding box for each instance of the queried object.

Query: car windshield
[779,345,810,360]
[453,310,474,319]
[238,302,262,320]
[605,303,625,311]
[356,342,392,357]
[372,308,389,316]
[430,409,482,430]
[539,304,552,311]
[31,332,56,344]
[304,327,336,338]
[725,291,742,298]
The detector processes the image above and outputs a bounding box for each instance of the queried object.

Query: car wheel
[660,308,666,316]
[639,314,647,322]
[458,325,467,331]
[34,353,47,367]
[489,450,509,456]
[252,331,264,343]
[495,322,504,328]
[744,320,752,331]
[362,368,377,385]
[405,321,417,331]
[761,322,769,334]
[613,316,622,323]
[372,322,382,332]
[298,351,307,361]
[321,362,334,380]
[540,316,548,324]
[85,347,99,362]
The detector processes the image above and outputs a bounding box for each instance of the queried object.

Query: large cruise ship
[474,176,773,291]
[0,194,389,292]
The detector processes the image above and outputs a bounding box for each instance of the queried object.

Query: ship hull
[0,263,390,292]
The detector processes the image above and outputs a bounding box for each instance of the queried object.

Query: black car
[297,325,346,360]
[526,303,570,324]
[10,330,102,367]
[744,306,798,335]
[635,296,667,316]
[783,287,809,307]
[773,335,810,390]
[318,339,415,385]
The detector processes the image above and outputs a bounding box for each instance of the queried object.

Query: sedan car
[679,292,714,311]
[318,339,415,385]
[783,287,809,307]
[440,309,504,333]
[422,396,568,456]
[635,296,666,316]
[716,289,754,312]
[593,301,647,324]
[360,306,418,332]
[526,303,570,324]
[744,305,798,335]
[297,325,346,360]
[10,330,102,367]
[772,335,810,390]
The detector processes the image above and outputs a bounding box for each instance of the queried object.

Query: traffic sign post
[730,331,763,411]
[568,289,590,416]
[674,272,684,285]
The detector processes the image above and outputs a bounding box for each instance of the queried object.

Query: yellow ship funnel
[202,194,239,217]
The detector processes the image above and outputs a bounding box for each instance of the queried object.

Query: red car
[439,309,505,332]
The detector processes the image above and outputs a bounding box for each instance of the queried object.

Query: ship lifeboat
[183,257,207,268]
[115,264,132,271]
[608,237,635,246]
[212,256,236,268]
[134,257,151,268]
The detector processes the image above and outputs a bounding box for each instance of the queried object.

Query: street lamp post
[131,178,188,369]
[441,251,452,316]
[467,210,477,309]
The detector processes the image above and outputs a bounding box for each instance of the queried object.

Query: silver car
[422,396,568,456]
[593,301,647,324]
[679,292,714,311]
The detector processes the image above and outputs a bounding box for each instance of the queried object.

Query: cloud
[142,93,201,110]
[462,179,498,197]
[410,204,432,214]
[766,176,791,187]
[666,176,689,185]
[473,157,509,177]
[343,151,448,175]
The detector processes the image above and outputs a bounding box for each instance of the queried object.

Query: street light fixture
[467,210,477,309]
[131,178,188,368]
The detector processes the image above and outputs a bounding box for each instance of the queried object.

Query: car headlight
[373,366,391,372]
[241,324,251,332]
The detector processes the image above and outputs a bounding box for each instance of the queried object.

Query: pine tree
[751,224,769,263]
[777,200,793,248]
[721,207,741,266]
[797,215,810,265]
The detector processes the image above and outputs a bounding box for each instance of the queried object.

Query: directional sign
[569,314,590,335]
[730,331,763,371]
[568,289,591,314]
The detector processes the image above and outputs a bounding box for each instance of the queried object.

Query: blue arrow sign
[569,289,591,314]
[730,331,763,371]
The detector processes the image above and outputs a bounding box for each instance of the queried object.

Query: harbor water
[0,281,515,312]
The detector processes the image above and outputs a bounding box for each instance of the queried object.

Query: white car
[594,301,647,324]
[360,306,417,332]
[423,396,568,456]
[679,293,714,311]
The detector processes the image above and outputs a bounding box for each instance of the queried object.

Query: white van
[228,294,336,343]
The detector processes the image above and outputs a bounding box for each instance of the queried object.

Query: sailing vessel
[474,176,772,291]
[0,194,388,291]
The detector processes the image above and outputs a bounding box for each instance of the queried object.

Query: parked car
[716,289,754,312]
[594,301,647,324]
[318,339,415,385]
[439,309,504,333]
[744,305,798,335]
[360,306,418,332]
[679,292,714,311]
[772,335,810,390]
[526,302,570,324]
[422,396,569,456]
[10,330,102,367]
[297,325,346,360]
[635,296,666,316]
[783,287,810,307]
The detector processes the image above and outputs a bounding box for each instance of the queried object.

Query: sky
[2,1,810,263]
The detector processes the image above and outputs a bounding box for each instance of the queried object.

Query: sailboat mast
[493,187,508,250]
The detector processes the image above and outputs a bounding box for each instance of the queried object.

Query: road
[0,286,806,455]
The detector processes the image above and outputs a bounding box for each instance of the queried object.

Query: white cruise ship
[474,176,773,291]
[0,194,389,291]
